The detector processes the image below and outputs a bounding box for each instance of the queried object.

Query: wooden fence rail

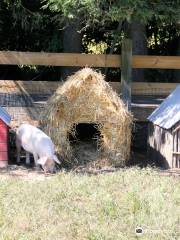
[0,51,180,69]
[0,80,178,96]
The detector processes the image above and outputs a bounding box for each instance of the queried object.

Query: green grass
[0,168,179,240]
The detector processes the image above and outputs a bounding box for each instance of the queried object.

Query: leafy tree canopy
[42,0,180,28]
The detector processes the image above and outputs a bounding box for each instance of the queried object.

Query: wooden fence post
[121,38,132,110]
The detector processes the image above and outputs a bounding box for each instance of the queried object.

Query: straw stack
[40,68,133,167]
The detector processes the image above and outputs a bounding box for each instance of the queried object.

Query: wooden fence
[0,49,179,123]
[0,50,179,96]
[0,51,180,69]
[0,80,178,96]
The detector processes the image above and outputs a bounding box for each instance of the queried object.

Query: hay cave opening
[68,123,102,166]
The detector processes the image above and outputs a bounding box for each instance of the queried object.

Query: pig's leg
[25,152,30,165]
[33,153,41,171]
[16,138,21,163]
[33,153,39,167]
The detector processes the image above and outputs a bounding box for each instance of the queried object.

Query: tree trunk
[131,21,147,82]
[61,19,82,80]
[174,36,180,82]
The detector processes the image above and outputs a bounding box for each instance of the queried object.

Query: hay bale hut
[41,68,132,167]
[148,84,180,168]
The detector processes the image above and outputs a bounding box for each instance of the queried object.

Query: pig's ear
[37,157,47,166]
[53,155,61,164]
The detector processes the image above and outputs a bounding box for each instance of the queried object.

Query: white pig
[16,123,60,173]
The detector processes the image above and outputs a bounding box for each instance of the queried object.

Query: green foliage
[0,0,179,82]
[0,0,179,53]
[0,0,62,52]
[42,0,180,26]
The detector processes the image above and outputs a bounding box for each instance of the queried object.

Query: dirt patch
[0,164,180,180]
[0,165,54,180]
[157,168,180,177]
[1,146,180,179]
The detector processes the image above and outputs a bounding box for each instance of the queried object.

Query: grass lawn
[0,167,179,240]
